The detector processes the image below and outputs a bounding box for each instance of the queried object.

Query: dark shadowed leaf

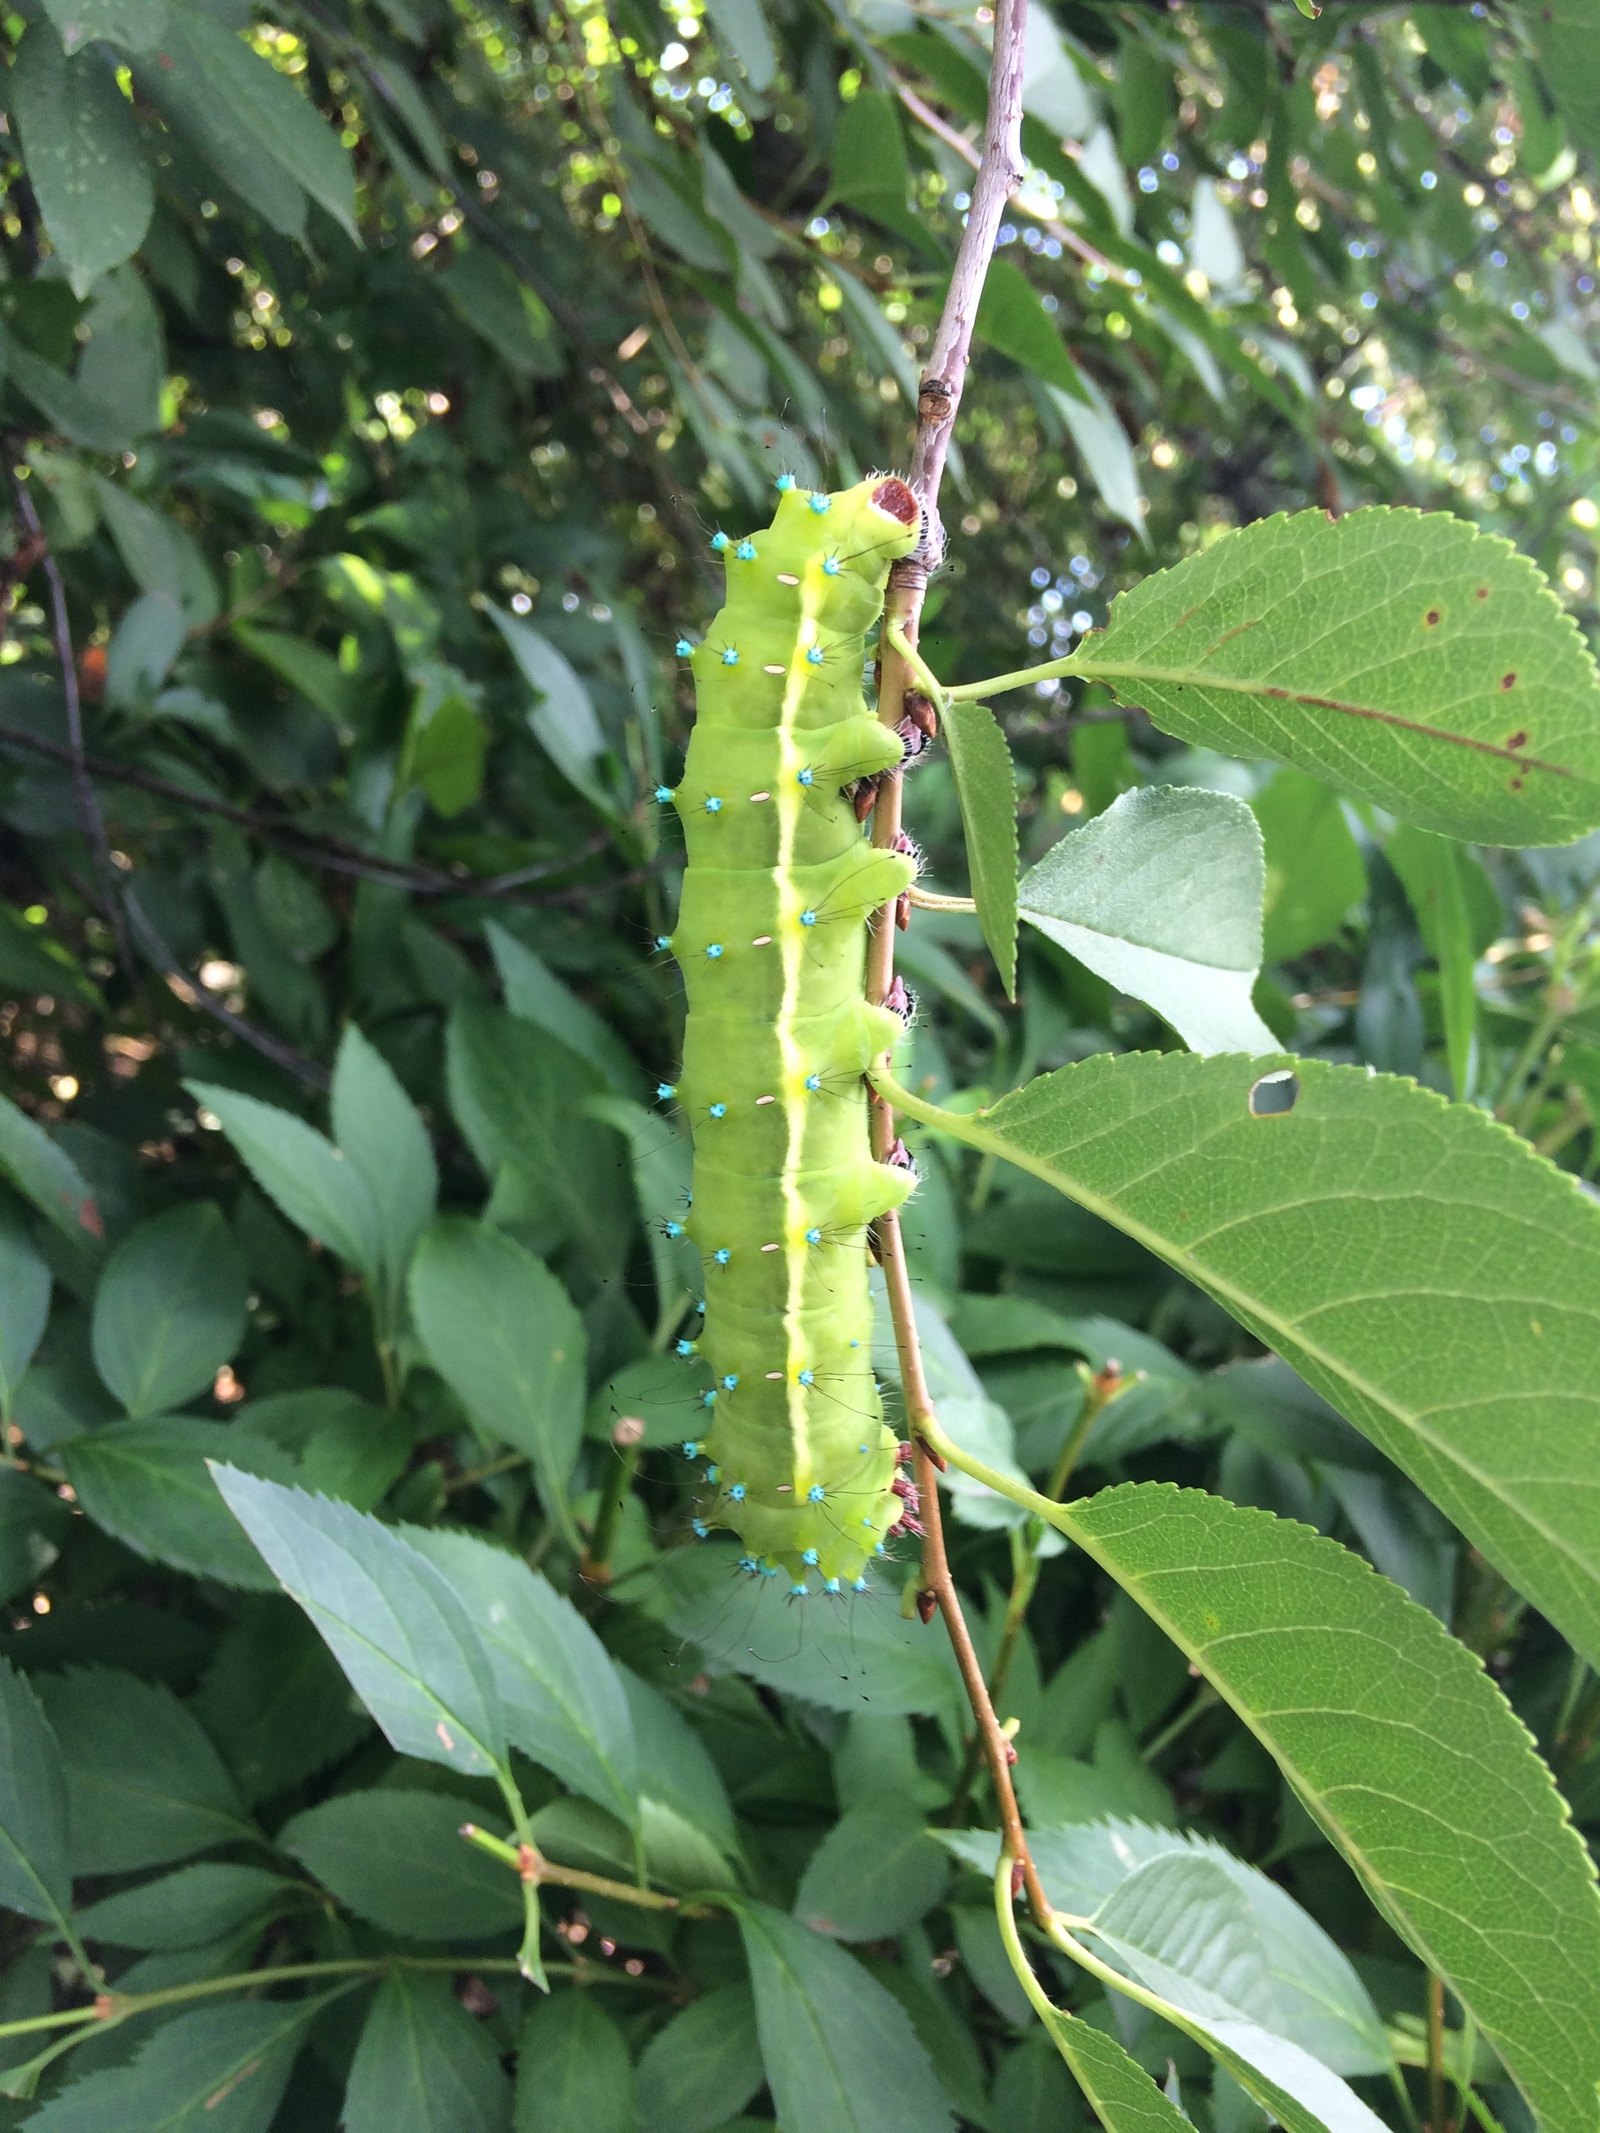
[38,1668,256,1874]
[514,1990,636,2133]
[90,1204,247,1418]
[281,1789,521,1940]
[738,1900,954,2133]
[345,1970,511,2133]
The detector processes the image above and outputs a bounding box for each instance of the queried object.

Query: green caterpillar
[659,475,925,1594]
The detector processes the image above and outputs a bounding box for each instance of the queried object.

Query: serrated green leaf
[1078,1852,1387,2133]
[74,1863,299,1951]
[408,1219,585,1532]
[331,1025,437,1306]
[737,1899,955,2133]
[795,1802,951,1940]
[0,1660,70,1932]
[90,1204,247,1418]
[514,1991,635,2133]
[209,1468,507,1778]
[1251,769,1365,964]
[942,700,1019,997]
[1060,508,1600,845]
[946,1462,1600,2133]
[282,1789,520,1940]
[186,1082,382,1281]
[63,1419,291,1589]
[344,1970,511,2133]
[637,1983,764,2133]
[22,1999,320,2131]
[1018,788,1276,1054]
[402,1526,637,1823]
[9,32,152,294]
[881,1051,1600,1672]
[39,1667,257,1873]
[1514,0,1599,165]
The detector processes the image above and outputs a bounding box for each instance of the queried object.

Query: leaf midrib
[1068,657,1579,781]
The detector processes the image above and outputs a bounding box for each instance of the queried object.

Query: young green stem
[459,1822,695,1916]
[580,1424,644,1592]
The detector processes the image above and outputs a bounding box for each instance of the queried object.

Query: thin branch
[11,476,135,980]
[0,723,623,904]
[859,0,1042,1922]
[122,888,331,1092]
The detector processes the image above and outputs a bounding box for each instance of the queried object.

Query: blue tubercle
[712,1247,731,1265]
[805,647,824,666]
[665,1220,685,1239]
[825,1577,842,1594]
[774,473,796,492]
[682,1440,702,1458]
[802,1548,819,1566]
[798,1368,815,1387]
[706,944,725,961]
[790,1582,809,1597]
[705,796,723,814]
[675,638,694,656]
[721,648,739,666]
[655,936,673,953]
[852,1575,869,1593]
[739,1555,760,1573]
[808,493,831,514]
[656,1082,677,1101]
[822,556,842,576]
[800,911,817,927]
[709,1102,727,1118]
[804,1073,822,1092]
[796,768,814,787]
[728,1482,746,1502]
[654,785,674,803]
[711,531,730,551]
[706,1464,719,1481]
[875,1541,887,1555]
[761,1561,779,1577]
[735,539,757,562]
[807,1484,825,1502]
[805,1227,823,1246]
[701,1389,718,1408]
[721,1374,739,1390]
[691,1519,708,1538]
[675,1338,697,1357]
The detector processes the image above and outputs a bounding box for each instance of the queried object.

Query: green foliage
[0,0,1598,2124]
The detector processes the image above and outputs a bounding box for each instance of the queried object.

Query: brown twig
[862,0,1045,1926]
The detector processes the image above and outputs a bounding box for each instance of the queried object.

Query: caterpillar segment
[665,475,924,1589]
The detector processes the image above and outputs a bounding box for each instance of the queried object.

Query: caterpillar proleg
[665,476,923,1588]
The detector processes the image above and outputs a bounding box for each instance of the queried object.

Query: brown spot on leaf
[1507,730,1528,750]
[1476,586,1490,599]
[1501,672,1517,690]
[1424,608,1441,627]
[1511,776,1525,791]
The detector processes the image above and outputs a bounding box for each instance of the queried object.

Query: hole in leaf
[1249,1070,1299,1117]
